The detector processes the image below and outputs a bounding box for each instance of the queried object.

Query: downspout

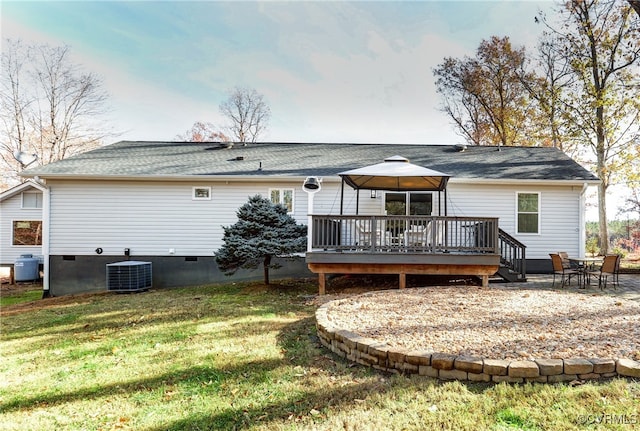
[579,183,588,258]
[39,179,51,298]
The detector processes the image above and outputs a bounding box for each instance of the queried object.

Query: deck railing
[311,215,499,254]
[498,228,527,280]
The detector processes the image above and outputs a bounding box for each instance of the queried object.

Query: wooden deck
[306,215,501,294]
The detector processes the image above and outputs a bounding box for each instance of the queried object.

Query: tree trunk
[263,255,271,285]
[595,105,609,255]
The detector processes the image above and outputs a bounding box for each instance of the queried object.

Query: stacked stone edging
[316,302,640,383]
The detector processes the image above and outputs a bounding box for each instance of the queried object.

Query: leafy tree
[176,121,229,142]
[215,195,307,285]
[433,36,539,147]
[0,40,110,189]
[539,0,640,254]
[219,87,270,143]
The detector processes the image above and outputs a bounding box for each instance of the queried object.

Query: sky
[1,0,627,219]
[2,0,556,144]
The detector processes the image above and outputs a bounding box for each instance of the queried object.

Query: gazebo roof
[338,155,450,191]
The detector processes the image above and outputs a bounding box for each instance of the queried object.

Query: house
[0,180,46,281]
[20,141,600,296]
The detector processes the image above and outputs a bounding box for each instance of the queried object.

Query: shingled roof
[22,141,599,183]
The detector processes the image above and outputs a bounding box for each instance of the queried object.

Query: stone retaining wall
[316,303,640,383]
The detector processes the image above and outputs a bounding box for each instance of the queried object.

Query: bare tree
[0,40,110,189]
[540,0,640,254]
[176,121,230,142]
[219,87,270,143]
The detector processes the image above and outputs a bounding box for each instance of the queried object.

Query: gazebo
[305,156,503,294]
[338,155,450,215]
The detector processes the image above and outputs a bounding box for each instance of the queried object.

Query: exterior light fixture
[302,176,322,252]
[370,190,377,199]
[302,176,321,192]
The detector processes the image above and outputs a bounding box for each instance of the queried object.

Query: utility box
[106,261,152,292]
[14,254,40,282]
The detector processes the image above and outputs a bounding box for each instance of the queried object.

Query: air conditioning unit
[106,261,152,292]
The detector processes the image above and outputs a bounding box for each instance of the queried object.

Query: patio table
[568,256,603,288]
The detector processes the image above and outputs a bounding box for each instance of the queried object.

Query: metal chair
[587,254,620,290]
[550,253,580,288]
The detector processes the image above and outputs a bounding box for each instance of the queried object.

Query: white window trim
[269,188,295,214]
[192,186,211,200]
[21,191,43,209]
[515,191,541,235]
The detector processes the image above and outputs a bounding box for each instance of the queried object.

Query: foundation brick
[535,359,563,376]
[388,349,408,364]
[402,362,419,373]
[578,373,601,380]
[431,353,456,370]
[493,375,523,383]
[483,359,509,376]
[440,369,468,380]
[588,358,616,374]
[405,351,432,366]
[526,376,548,383]
[467,372,492,382]
[616,358,640,378]
[419,365,439,378]
[454,356,484,374]
[548,374,578,383]
[509,361,539,378]
[564,358,593,375]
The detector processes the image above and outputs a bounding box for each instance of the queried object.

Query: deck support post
[399,273,406,289]
[482,275,488,288]
[318,273,326,295]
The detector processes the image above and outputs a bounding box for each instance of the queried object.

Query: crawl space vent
[106,261,152,292]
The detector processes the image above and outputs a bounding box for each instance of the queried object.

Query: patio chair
[586,254,620,290]
[405,222,431,248]
[557,251,572,269]
[355,220,390,249]
[550,253,580,288]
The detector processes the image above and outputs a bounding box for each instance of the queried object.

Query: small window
[192,187,211,200]
[269,188,294,213]
[13,220,43,246]
[517,192,539,234]
[22,192,43,209]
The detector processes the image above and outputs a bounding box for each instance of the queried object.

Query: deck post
[482,275,488,288]
[318,273,326,295]
[399,273,406,289]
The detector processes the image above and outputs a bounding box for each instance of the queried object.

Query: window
[13,220,42,246]
[385,192,433,216]
[517,192,539,234]
[192,187,211,200]
[269,188,294,213]
[22,191,43,209]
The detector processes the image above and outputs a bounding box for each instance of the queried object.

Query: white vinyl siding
[48,180,323,256]
[445,183,581,259]
[0,188,43,263]
[45,179,584,260]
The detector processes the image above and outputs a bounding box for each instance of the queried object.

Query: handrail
[498,228,527,280]
[310,215,499,254]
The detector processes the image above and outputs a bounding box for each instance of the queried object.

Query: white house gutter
[579,183,591,258]
[35,178,51,297]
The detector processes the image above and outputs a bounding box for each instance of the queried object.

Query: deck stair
[494,229,527,282]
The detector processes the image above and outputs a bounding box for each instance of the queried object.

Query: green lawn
[1,280,638,431]
[0,288,42,307]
